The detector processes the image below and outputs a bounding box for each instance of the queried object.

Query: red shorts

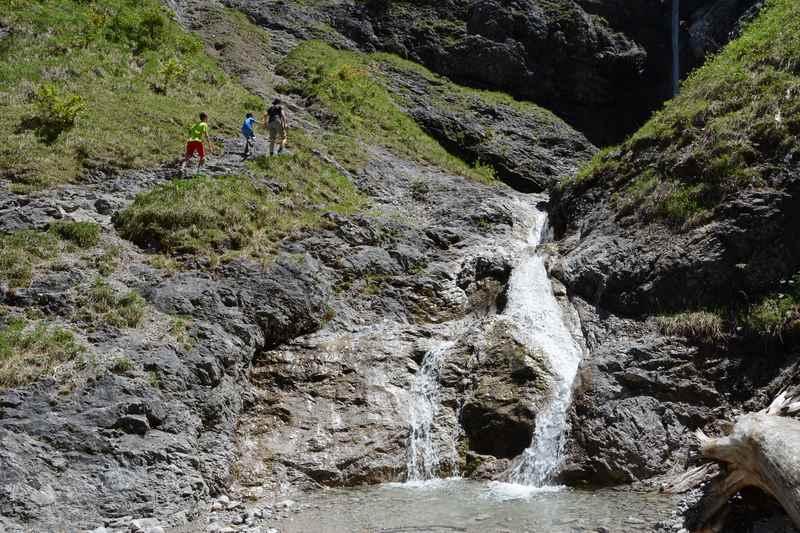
[185,141,205,159]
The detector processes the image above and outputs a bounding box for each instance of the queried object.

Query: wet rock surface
[0,1,789,532]
[0,48,553,533]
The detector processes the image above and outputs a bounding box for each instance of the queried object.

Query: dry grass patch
[655,311,726,343]
[0,317,85,387]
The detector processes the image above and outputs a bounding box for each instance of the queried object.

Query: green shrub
[33,83,86,139]
[110,355,135,374]
[170,316,193,350]
[0,317,84,387]
[50,221,101,248]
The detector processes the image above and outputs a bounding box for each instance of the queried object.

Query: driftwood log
[680,391,800,531]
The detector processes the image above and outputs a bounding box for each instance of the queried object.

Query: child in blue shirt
[241,113,258,157]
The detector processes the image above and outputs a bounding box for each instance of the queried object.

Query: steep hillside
[228,0,761,144]
[1,0,797,531]
[554,0,800,322]
[0,0,258,191]
[552,2,800,529]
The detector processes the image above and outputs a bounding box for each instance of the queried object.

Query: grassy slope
[277,40,496,184]
[565,0,800,227]
[0,0,259,190]
[114,132,365,263]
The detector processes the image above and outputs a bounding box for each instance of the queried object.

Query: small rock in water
[474,514,491,522]
[130,517,163,533]
[278,499,295,509]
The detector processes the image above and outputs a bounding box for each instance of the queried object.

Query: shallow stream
[271,479,678,532]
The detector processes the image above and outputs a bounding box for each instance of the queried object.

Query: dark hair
[272,98,281,105]
[199,112,208,120]
[246,112,253,118]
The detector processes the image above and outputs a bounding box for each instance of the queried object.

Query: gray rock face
[231,147,555,497]
[227,0,647,143]
[375,61,596,192]
[550,180,800,489]
[560,301,719,485]
[555,182,800,315]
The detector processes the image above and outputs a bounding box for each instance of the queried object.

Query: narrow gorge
[1,0,799,532]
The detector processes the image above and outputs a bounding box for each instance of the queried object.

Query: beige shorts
[268,120,287,143]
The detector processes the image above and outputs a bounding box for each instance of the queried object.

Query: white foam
[484,481,566,501]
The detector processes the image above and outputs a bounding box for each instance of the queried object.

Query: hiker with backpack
[265,98,288,156]
[181,111,215,171]
[241,112,258,158]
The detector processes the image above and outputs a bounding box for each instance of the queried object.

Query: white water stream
[406,342,455,481]
[404,203,583,489]
[672,0,681,96]
[504,208,583,487]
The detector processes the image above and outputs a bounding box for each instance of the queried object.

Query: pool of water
[272,479,679,533]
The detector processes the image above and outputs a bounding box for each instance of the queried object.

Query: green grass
[50,221,101,247]
[0,317,84,387]
[0,223,108,288]
[110,355,135,374]
[170,316,193,350]
[0,230,62,288]
[277,40,495,183]
[743,273,800,338]
[0,0,258,189]
[77,277,146,329]
[114,136,365,260]
[563,0,800,227]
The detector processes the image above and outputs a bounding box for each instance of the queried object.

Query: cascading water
[404,202,582,489]
[672,0,681,96]
[504,208,583,487]
[406,342,454,481]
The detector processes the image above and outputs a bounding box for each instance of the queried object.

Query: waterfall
[672,0,681,96]
[505,209,583,487]
[406,342,454,481]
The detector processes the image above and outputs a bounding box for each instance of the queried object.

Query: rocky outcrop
[231,147,556,497]
[375,60,596,192]
[227,0,648,144]
[684,0,763,72]
[550,181,800,315]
